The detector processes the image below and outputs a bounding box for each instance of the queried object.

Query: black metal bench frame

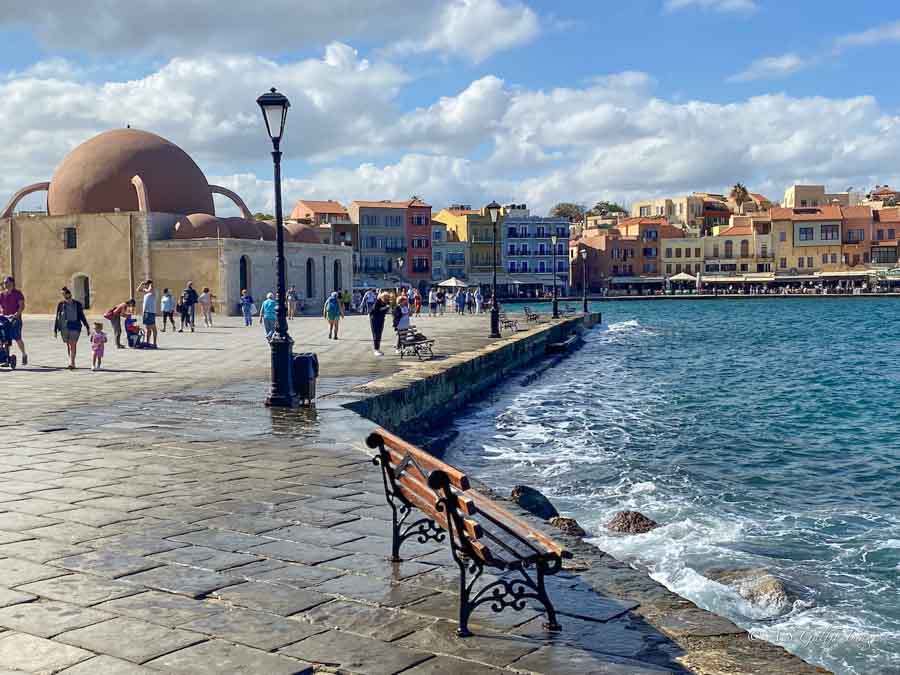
[498,312,518,331]
[523,306,540,322]
[368,431,566,637]
[397,326,435,360]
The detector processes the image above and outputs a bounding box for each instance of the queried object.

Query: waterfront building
[866,185,900,207]
[433,205,505,288]
[783,184,864,208]
[661,237,704,277]
[871,207,900,265]
[631,195,705,233]
[840,206,875,269]
[405,198,433,291]
[350,200,408,283]
[430,221,468,282]
[502,204,570,297]
[702,215,774,277]
[771,206,844,274]
[288,199,358,272]
[0,128,352,314]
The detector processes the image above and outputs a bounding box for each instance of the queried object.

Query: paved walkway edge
[342,313,829,674]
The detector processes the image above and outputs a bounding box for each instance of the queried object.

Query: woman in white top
[198,287,214,327]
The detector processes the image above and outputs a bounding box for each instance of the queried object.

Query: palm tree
[730,183,750,215]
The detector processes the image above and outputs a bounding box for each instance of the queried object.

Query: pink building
[405,198,432,287]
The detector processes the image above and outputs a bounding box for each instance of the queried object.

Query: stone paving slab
[58,654,163,674]
[179,606,326,651]
[0,599,114,638]
[280,629,433,675]
[145,639,314,674]
[0,631,94,674]
[55,616,204,664]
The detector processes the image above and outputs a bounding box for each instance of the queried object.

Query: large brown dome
[47,128,215,216]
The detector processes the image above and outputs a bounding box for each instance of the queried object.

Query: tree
[729,183,750,215]
[587,200,627,216]
[253,212,274,221]
[549,202,586,221]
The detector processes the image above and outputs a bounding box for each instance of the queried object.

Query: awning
[609,276,665,284]
[669,272,696,281]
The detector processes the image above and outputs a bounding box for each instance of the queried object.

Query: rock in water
[550,516,587,537]
[510,485,559,520]
[606,510,659,534]
[706,568,794,617]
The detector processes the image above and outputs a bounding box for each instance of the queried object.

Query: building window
[830,253,837,264]
[799,227,814,241]
[877,229,885,240]
[740,264,748,272]
[779,257,787,269]
[821,224,839,241]
[779,231,787,242]
[822,254,829,264]
[863,252,870,263]
[694,247,701,258]
[740,240,749,257]
[665,247,672,258]
[520,261,529,272]
[643,247,656,258]
[713,245,719,258]
[674,263,682,273]
[666,264,672,274]
[852,254,860,266]
[798,257,805,268]
[675,248,682,258]
[64,227,77,249]
[890,229,896,240]
[724,241,733,258]
[800,200,808,207]
[807,256,813,268]
[639,206,651,217]
[761,244,768,257]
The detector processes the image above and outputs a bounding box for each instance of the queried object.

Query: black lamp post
[580,247,588,313]
[551,234,559,319]
[257,87,295,407]
[486,201,502,338]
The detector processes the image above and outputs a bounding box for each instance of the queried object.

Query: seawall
[344,312,601,430]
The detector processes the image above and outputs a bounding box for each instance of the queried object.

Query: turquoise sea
[442,298,900,675]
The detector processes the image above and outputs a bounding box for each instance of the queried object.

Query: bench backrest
[367,429,570,565]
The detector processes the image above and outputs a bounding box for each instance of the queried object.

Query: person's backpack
[326,296,339,313]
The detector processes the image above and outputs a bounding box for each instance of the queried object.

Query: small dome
[173,213,228,239]
[221,217,271,240]
[48,128,215,217]
[285,222,322,244]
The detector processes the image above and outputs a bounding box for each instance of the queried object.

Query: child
[160,288,175,332]
[90,321,107,370]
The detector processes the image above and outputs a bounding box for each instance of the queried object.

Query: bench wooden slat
[394,472,483,541]
[469,489,570,558]
[372,429,470,491]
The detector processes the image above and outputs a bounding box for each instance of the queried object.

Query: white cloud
[663,0,758,14]
[727,52,811,82]
[390,0,540,64]
[834,19,900,50]
[0,0,539,62]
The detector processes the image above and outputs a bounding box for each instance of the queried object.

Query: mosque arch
[306,258,315,299]
[72,274,91,309]
[239,256,251,295]
[1,182,50,218]
[333,259,342,293]
[210,185,253,220]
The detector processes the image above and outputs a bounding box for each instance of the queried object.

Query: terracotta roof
[876,207,900,223]
[717,225,753,236]
[291,199,347,214]
[407,199,431,208]
[841,205,872,219]
[750,193,771,203]
[770,206,842,221]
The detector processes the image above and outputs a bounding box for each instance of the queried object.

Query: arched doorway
[239,256,251,293]
[306,258,315,299]
[333,260,342,293]
[73,275,91,309]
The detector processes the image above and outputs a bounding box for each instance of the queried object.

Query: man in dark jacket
[181,281,199,332]
[368,291,390,357]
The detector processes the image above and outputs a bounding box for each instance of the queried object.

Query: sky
[2,0,900,216]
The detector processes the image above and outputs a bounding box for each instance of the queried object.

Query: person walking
[181,281,198,331]
[475,287,483,314]
[198,287,213,327]
[437,289,445,316]
[286,285,297,320]
[342,288,352,312]
[368,291,390,357]
[103,298,135,348]
[54,286,90,370]
[239,289,254,327]
[136,279,158,348]
[413,289,422,317]
[90,322,107,371]
[259,292,277,340]
[362,288,376,314]
[428,287,437,316]
[177,290,191,332]
[455,289,466,315]
[160,288,176,332]
[324,291,344,340]
[392,294,411,354]
[0,276,27,365]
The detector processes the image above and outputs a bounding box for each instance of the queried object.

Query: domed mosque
[0,128,351,313]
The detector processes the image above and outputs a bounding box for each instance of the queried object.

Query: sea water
[442,298,900,675]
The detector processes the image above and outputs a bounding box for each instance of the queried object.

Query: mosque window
[64,227,77,249]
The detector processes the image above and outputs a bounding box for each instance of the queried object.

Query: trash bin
[292,352,319,403]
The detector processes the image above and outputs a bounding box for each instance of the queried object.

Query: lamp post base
[583,297,588,313]
[265,333,296,408]
[490,306,501,338]
[552,298,559,320]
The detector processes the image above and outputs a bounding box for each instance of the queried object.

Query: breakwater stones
[510,485,588,537]
[606,510,660,534]
[706,568,796,617]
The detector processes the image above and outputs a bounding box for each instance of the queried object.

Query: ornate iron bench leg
[536,559,562,632]
[455,556,483,637]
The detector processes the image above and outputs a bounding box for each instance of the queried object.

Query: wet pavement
[0,315,818,673]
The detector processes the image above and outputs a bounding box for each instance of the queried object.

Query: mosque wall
[0,212,147,315]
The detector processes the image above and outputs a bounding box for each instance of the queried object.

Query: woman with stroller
[392,294,411,354]
[54,286,90,370]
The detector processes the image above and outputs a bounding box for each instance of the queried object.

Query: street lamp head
[486,201,501,224]
[257,88,291,144]
[551,234,558,246]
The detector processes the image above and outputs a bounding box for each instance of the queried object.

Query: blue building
[503,204,570,297]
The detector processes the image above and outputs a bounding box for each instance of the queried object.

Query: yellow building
[0,128,352,314]
[432,206,504,284]
[661,237,704,277]
[770,206,844,274]
[702,215,774,276]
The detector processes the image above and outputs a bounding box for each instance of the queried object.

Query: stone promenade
[0,315,822,674]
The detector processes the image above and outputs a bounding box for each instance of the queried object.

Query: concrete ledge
[344,312,600,430]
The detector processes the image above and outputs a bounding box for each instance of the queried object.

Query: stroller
[124,316,144,349]
[0,316,17,370]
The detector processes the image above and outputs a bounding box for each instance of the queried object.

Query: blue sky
[1,0,899,215]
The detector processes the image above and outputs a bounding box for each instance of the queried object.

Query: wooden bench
[367,429,571,636]
[397,326,435,360]
[498,312,518,332]
[523,306,540,322]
